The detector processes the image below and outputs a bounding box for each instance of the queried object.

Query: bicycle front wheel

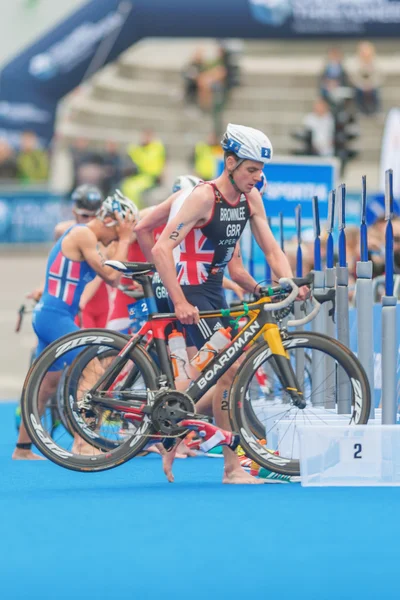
[229,332,371,476]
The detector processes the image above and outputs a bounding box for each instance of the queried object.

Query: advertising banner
[248,0,400,36]
[2,0,400,146]
[0,192,67,243]
[262,155,338,234]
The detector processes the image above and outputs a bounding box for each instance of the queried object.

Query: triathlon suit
[168,182,252,348]
[32,225,96,369]
[107,225,166,334]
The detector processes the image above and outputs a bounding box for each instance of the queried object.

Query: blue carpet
[1,401,399,600]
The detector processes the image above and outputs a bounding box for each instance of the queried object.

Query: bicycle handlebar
[260,273,334,328]
[261,277,300,313]
[287,297,320,327]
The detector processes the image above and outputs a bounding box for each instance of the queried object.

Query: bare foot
[71,440,102,456]
[138,444,161,456]
[175,440,197,459]
[161,443,181,483]
[223,468,266,484]
[12,448,45,460]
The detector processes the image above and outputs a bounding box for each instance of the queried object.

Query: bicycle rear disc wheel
[229,332,371,476]
[21,329,159,472]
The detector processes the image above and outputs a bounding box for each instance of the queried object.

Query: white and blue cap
[172,174,202,193]
[221,123,273,166]
[97,189,139,227]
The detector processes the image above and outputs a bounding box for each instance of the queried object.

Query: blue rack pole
[294,204,305,388]
[249,233,254,279]
[336,183,351,414]
[324,190,336,409]
[355,175,375,419]
[311,196,326,407]
[382,169,397,425]
[295,204,303,278]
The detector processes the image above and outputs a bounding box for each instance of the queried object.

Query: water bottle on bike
[190,326,232,371]
[167,330,190,381]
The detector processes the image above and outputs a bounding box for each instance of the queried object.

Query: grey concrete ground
[0,250,49,401]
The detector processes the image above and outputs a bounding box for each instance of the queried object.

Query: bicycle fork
[263,324,306,409]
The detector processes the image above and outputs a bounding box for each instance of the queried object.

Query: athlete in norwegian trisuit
[15,185,105,431]
[13,191,138,460]
[27,184,104,303]
[152,124,308,483]
[54,185,112,325]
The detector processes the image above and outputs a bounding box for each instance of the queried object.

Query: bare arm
[79,276,103,309]
[69,216,135,287]
[135,195,176,261]
[222,275,244,301]
[227,243,260,295]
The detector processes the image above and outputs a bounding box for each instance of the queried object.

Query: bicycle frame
[87,274,303,410]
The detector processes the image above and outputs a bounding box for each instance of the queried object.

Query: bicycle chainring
[151,390,195,436]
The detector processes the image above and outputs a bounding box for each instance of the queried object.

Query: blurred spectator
[102,140,124,197]
[332,93,359,176]
[351,41,382,116]
[70,137,109,196]
[182,42,241,136]
[302,98,335,157]
[319,47,350,102]
[368,217,386,277]
[182,48,205,108]
[102,140,138,197]
[192,132,224,181]
[17,131,49,183]
[0,138,18,180]
[212,41,242,135]
[121,129,166,208]
[292,95,358,175]
[193,47,227,113]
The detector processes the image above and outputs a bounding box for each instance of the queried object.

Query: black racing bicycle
[21,263,371,477]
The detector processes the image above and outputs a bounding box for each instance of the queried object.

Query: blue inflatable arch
[1,0,400,144]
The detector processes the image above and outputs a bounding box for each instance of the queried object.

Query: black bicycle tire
[229,332,371,476]
[21,329,159,472]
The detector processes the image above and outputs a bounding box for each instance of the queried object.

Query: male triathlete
[13,191,138,460]
[56,185,113,329]
[151,124,307,484]
[28,184,104,303]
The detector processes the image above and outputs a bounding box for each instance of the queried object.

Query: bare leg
[13,370,61,460]
[214,367,264,484]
